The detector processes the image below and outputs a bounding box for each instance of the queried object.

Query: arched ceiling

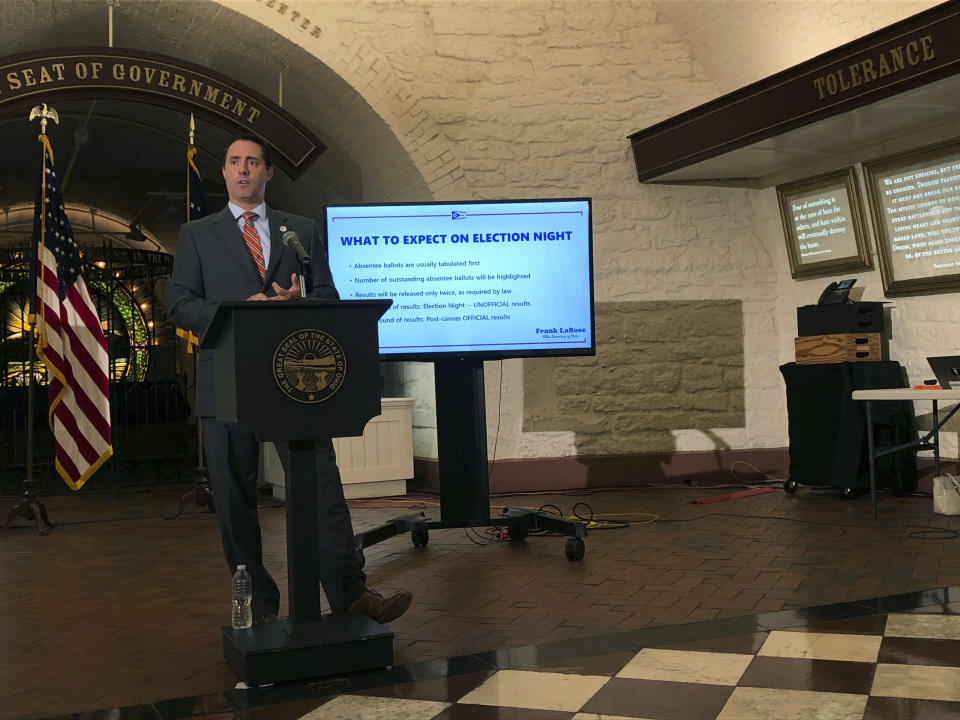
[0,0,430,253]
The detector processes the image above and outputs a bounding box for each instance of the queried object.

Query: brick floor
[1,481,959,719]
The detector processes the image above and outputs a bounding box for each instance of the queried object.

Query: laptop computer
[927,356,960,389]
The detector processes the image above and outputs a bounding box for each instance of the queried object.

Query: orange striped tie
[241,211,266,280]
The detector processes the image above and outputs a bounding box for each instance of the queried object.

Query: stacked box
[796,302,884,336]
[794,333,883,365]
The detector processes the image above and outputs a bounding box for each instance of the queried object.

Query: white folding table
[851,388,960,519]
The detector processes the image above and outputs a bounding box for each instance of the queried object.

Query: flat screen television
[324,197,595,362]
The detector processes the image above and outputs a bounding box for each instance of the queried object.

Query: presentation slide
[872,155,960,281]
[786,183,859,264]
[325,199,594,359]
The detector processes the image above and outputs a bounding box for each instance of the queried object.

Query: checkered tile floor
[12,486,960,720]
[287,599,960,720]
[125,588,957,720]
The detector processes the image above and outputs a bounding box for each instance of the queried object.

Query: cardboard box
[794,333,883,365]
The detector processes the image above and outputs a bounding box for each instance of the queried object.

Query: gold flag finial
[189,113,196,146]
[28,104,59,135]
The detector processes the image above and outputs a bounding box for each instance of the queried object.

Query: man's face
[222,139,274,209]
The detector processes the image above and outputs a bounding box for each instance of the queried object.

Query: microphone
[282,230,311,265]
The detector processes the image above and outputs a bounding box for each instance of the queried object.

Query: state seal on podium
[272,329,346,403]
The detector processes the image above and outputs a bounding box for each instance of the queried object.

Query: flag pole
[2,304,54,535]
[3,105,59,535]
[172,114,214,518]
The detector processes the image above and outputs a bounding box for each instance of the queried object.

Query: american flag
[30,134,112,490]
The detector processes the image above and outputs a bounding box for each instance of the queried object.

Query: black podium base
[221,613,394,686]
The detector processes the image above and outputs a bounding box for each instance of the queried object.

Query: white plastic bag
[933,474,960,516]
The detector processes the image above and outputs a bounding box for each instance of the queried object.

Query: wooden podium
[200,299,393,686]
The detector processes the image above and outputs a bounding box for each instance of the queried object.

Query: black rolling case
[780,361,917,497]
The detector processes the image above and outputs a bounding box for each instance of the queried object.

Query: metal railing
[0,379,194,495]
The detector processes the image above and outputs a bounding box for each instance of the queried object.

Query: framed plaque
[776,167,872,279]
[863,137,960,296]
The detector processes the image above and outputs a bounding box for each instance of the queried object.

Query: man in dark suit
[166,132,411,624]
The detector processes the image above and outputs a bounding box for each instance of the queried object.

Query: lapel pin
[279,225,287,233]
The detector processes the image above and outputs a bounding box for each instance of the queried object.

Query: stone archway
[213,0,465,201]
[0,0,448,221]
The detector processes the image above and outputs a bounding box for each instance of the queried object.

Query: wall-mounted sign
[0,47,324,179]
[628,2,960,183]
[777,167,872,279]
[863,137,960,296]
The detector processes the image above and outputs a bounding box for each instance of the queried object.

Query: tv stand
[355,359,587,560]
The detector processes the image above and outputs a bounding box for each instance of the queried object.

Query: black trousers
[201,418,367,618]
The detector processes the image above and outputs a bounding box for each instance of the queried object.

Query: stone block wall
[523,300,744,456]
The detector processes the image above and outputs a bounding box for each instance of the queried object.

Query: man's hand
[246,273,301,302]
[270,273,301,300]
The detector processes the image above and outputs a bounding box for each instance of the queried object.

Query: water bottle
[231,564,252,630]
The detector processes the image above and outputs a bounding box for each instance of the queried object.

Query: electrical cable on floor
[299,493,958,542]
[520,503,561,535]
[641,460,787,491]
[491,487,620,497]
[571,501,630,530]
[597,511,660,524]
[907,529,958,540]
[463,526,499,545]
[648,480,782,490]
[657,511,960,539]
[514,501,646,535]
[347,496,440,509]
[730,459,786,485]
[537,503,563,518]
[490,483,773,497]
[4,514,160,528]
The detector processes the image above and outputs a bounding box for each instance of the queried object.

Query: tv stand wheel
[783,480,798,495]
[411,527,429,547]
[508,524,528,542]
[565,537,585,561]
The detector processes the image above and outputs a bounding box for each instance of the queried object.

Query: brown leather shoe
[347,588,412,624]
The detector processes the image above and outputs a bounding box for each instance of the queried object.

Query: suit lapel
[265,207,290,286]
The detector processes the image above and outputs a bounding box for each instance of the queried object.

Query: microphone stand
[298,257,311,299]
[282,232,311,299]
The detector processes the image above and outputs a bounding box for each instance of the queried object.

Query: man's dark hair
[223,132,272,169]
